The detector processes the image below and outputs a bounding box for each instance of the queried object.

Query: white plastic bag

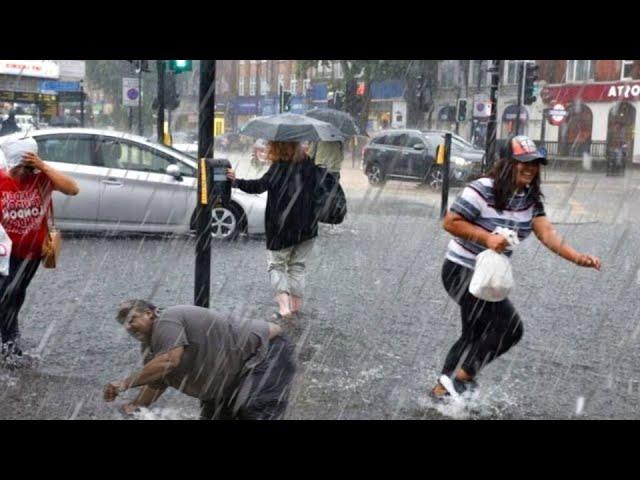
[0,137,38,169]
[469,227,519,302]
[0,223,12,276]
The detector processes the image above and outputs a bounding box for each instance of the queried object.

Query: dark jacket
[0,118,20,136]
[234,156,318,251]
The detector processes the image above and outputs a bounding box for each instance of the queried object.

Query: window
[249,77,256,96]
[36,136,94,166]
[261,79,270,94]
[389,134,407,147]
[372,135,388,145]
[622,60,634,80]
[303,78,311,95]
[238,77,245,96]
[290,74,297,94]
[471,60,490,87]
[438,60,458,88]
[278,74,284,88]
[504,60,521,85]
[333,62,343,79]
[566,60,593,82]
[98,139,188,175]
[406,136,424,148]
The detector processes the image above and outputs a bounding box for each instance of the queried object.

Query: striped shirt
[446,177,546,270]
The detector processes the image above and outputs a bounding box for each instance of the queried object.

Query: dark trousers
[0,256,40,343]
[199,336,297,420]
[441,259,523,377]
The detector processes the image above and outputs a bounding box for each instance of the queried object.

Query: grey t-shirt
[145,305,271,402]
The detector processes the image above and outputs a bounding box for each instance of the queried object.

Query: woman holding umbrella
[226,114,343,321]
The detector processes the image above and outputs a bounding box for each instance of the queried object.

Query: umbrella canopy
[239,113,344,142]
[305,107,364,137]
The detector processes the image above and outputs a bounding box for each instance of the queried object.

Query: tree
[297,60,411,133]
[85,60,159,133]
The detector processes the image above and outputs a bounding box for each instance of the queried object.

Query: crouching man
[104,300,296,420]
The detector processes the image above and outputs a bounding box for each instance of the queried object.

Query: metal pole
[157,60,165,144]
[279,83,283,113]
[80,84,85,127]
[195,60,216,308]
[484,60,501,174]
[138,62,143,136]
[515,61,524,135]
[128,106,133,133]
[440,133,452,219]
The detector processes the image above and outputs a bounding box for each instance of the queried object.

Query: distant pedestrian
[309,140,344,181]
[431,135,601,400]
[0,111,20,137]
[104,301,296,420]
[226,141,319,320]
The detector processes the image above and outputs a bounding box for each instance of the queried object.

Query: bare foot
[431,382,448,398]
[455,369,474,382]
[290,295,303,314]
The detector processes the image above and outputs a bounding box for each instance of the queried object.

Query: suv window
[406,136,425,148]
[36,135,95,166]
[371,135,387,145]
[390,134,408,147]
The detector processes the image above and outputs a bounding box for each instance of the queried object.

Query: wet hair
[486,135,544,211]
[116,299,157,325]
[266,141,305,163]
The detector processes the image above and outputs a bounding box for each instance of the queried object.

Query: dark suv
[362,129,485,189]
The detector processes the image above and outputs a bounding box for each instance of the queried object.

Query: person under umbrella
[305,108,362,182]
[226,114,342,321]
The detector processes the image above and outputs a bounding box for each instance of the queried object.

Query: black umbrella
[305,107,364,137]
[239,113,344,142]
[49,115,81,127]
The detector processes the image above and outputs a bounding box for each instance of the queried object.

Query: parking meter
[206,158,232,207]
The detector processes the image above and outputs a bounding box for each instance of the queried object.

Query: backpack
[314,166,347,225]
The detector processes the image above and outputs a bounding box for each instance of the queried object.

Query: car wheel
[426,167,443,191]
[367,163,385,186]
[211,202,247,240]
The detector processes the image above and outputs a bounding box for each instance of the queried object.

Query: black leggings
[440,259,523,377]
[0,256,40,343]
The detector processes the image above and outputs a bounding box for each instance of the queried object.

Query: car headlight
[451,156,471,167]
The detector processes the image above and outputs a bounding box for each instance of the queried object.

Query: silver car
[0,128,266,240]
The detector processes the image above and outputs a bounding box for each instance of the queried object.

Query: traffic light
[457,99,468,122]
[168,60,192,74]
[524,62,539,105]
[281,91,292,112]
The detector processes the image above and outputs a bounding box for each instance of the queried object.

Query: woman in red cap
[431,135,601,400]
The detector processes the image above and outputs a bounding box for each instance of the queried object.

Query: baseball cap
[0,136,38,169]
[501,135,548,165]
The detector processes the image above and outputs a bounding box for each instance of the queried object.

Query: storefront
[367,80,405,132]
[541,81,640,164]
[231,96,261,130]
[0,61,60,120]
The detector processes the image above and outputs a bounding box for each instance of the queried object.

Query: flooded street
[2,155,639,419]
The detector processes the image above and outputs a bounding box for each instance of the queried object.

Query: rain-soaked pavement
[2,155,640,420]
